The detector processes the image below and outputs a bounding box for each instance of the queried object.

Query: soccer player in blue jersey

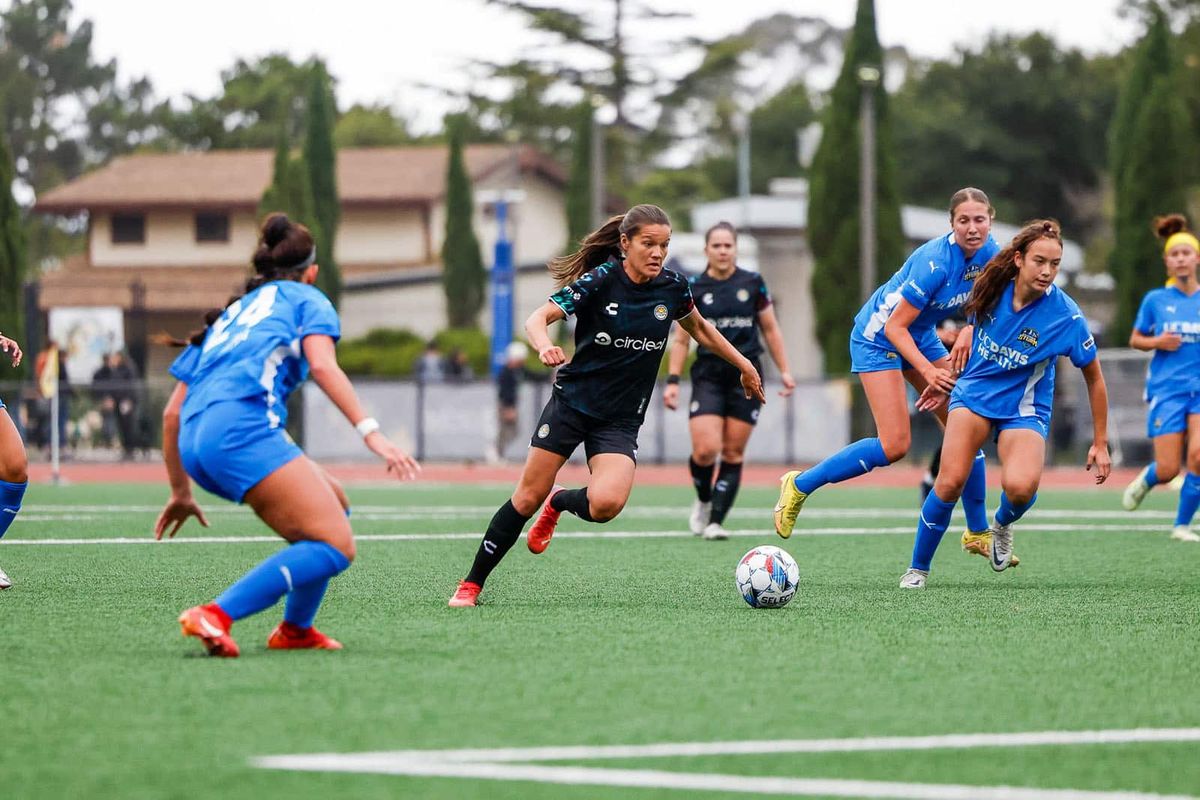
[0,332,26,590]
[1120,214,1200,542]
[154,213,420,656]
[449,205,766,607]
[774,188,1004,560]
[662,222,795,540]
[899,220,1111,588]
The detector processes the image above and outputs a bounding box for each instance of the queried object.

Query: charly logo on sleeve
[653,304,669,320]
[702,292,714,305]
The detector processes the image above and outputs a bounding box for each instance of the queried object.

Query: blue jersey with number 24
[169,281,340,428]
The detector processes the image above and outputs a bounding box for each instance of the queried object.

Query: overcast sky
[70,0,1139,131]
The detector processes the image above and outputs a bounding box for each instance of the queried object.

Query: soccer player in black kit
[662,222,795,540]
[449,205,766,607]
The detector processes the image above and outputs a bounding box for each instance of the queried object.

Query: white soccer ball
[735,545,800,608]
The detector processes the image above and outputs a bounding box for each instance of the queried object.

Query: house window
[110,213,145,244]
[195,212,230,243]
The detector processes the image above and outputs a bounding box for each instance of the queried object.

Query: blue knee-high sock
[995,492,1037,527]
[1174,473,1200,527]
[795,438,890,495]
[1144,462,1161,488]
[911,490,956,571]
[961,451,988,533]
[284,578,332,628]
[215,541,351,622]
[0,479,26,539]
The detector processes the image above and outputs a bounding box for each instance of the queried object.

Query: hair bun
[262,213,292,248]
[1154,213,1189,240]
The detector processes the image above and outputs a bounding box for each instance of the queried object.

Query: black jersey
[690,267,771,368]
[549,260,694,422]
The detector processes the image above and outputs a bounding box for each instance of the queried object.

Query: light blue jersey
[853,232,999,351]
[171,281,340,428]
[1133,286,1200,401]
[951,282,1095,426]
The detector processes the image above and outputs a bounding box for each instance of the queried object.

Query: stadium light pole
[589,94,607,227]
[857,64,881,304]
[733,110,751,227]
[488,131,521,378]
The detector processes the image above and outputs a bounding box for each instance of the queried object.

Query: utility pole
[857,65,880,304]
[589,95,606,227]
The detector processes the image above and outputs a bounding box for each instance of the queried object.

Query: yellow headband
[1165,231,1200,255]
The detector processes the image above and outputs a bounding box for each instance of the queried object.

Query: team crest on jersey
[537,424,550,438]
[1017,327,1039,348]
[653,304,669,320]
[963,263,984,280]
[702,292,714,305]
[736,288,750,302]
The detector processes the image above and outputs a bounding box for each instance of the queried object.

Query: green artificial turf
[2,481,1197,799]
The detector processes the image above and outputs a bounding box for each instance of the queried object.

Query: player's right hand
[741,368,766,403]
[0,333,23,368]
[154,496,209,540]
[948,324,973,374]
[538,346,566,367]
[923,365,957,393]
[662,383,679,410]
[915,386,949,413]
[366,432,421,481]
[1158,332,1183,352]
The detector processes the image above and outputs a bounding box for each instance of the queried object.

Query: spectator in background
[488,341,536,464]
[92,351,140,459]
[416,340,446,384]
[444,348,474,383]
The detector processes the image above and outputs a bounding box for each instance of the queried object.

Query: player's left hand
[1086,442,1111,484]
[948,324,973,375]
[366,431,422,481]
[741,367,766,403]
[154,496,209,540]
[778,371,796,398]
[0,333,23,368]
[916,385,949,413]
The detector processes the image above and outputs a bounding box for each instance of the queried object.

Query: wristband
[355,417,381,438]
[665,375,681,385]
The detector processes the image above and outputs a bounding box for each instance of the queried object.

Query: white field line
[0,523,1177,546]
[252,727,1200,800]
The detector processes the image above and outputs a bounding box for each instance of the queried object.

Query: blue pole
[490,199,515,378]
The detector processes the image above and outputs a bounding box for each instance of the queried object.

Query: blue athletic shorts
[179,397,303,503]
[849,329,949,374]
[948,397,1050,442]
[1146,390,1200,438]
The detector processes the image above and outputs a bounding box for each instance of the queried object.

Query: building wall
[92,210,259,267]
[335,207,428,264]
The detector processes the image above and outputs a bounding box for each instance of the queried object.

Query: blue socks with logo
[0,479,26,539]
[995,492,1036,527]
[961,451,989,533]
[215,540,351,622]
[911,490,956,571]
[795,438,890,495]
[1175,472,1200,528]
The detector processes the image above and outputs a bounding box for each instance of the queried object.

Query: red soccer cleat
[267,621,343,651]
[448,580,482,607]
[527,485,565,554]
[178,604,240,658]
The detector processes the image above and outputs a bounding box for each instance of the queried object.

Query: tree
[1109,34,1191,335]
[0,131,26,366]
[564,102,593,250]
[807,0,905,374]
[259,127,317,237]
[441,123,486,329]
[334,104,413,147]
[303,62,341,308]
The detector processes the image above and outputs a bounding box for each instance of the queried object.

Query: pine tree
[0,130,26,369]
[304,61,341,308]
[1108,8,1190,337]
[565,101,593,252]
[259,126,318,239]
[807,0,905,374]
[441,121,486,329]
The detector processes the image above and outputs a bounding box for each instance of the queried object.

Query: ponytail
[549,204,671,287]
[963,219,1061,321]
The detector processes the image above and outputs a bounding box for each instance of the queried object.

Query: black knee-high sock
[465,500,532,587]
[710,461,743,525]
[689,458,715,502]
[551,487,595,522]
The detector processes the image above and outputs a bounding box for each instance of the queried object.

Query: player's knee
[1156,463,1181,483]
[932,473,966,502]
[1004,482,1038,506]
[588,495,625,523]
[692,446,718,466]
[0,452,27,484]
[719,448,744,464]
[510,488,545,517]
[879,433,911,463]
[1185,449,1200,475]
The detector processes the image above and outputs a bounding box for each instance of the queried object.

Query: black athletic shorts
[530,394,640,462]
[688,357,763,425]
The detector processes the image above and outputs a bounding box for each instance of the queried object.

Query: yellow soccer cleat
[773,470,808,539]
[961,529,1020,568]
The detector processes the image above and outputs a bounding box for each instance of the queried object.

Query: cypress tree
[441,121,486,329]
[259,126,319,240]
[0,130,26,369]
[304,61,341,308]
[807,0,904,374]
[565,101,593,252]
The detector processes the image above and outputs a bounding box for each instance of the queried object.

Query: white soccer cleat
[1170,525,1200,543]
[1122,466,1153,511]
[689,499,712,536]
[701,521,729,541]
[0,564,12,590]
[899,568,928,589]
[1168,474,1186,491]
[989,524,1014,571]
